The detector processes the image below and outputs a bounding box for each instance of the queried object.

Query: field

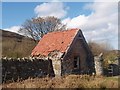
[2,75,119,89]
[1,30,37,58]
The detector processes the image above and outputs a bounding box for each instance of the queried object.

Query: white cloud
[66,15,89,29]
[4,26,32,37]
[94,0,119,2]
[3,2,118,49]
[63,2,118,49]
[62,17,71,25]
[4,26,21,34]
[34,2,68,18]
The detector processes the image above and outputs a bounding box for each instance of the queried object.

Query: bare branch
[19,16,66,40]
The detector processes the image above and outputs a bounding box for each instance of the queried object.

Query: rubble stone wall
[61,38,94,75]
[2,58,54,83]
[94,56,103,76]
[52,59,61,76]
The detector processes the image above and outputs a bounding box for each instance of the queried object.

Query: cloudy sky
[2,1,118,49]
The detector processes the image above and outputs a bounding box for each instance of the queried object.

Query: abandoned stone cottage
[31,28,95,76]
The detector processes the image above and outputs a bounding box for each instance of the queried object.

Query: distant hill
[0,29,38,58]
[1,29,119,58]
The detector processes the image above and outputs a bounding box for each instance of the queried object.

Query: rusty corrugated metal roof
[31,28,79,56]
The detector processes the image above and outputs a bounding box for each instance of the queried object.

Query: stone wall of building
[48,51,63,76]
[2,57,54,83]
[61,57,73,75]
[52,59,61,76]
[61,38,94,75]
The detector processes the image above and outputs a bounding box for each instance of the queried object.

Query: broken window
[74,56,80,69]
[78,34,83,39]
[78,34,82,37]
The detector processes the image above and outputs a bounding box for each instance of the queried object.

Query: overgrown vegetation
[88,41,118,68]
[2,75,118,88]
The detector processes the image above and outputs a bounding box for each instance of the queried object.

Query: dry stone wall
[2,57,54,83]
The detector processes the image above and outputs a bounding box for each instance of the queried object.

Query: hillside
[0,30,38,58]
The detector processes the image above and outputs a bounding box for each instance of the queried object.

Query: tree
[19,16,66,40]
[88,41,106,56]
[103,51,117,68]
[88,41,115,68]
[88,41,113,56]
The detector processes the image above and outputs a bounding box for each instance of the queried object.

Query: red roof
[31,28,79,56]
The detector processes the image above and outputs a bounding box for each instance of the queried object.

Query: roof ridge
[31,28,80,56]
[47,28,79,35]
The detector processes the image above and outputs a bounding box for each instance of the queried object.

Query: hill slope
[0,30,38,58]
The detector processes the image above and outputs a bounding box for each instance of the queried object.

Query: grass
[2,75,119,88]
[1,30,38,58]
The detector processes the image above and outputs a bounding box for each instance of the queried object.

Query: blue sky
[2,2,92,28]
[2,2,40,28]
[1,2,118,50]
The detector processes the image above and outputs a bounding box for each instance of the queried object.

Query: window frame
[73,56,80,69]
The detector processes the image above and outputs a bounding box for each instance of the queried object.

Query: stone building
[31,28,95,76]
[107,57,120,76]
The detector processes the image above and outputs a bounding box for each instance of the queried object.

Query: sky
[1,1,118,50]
